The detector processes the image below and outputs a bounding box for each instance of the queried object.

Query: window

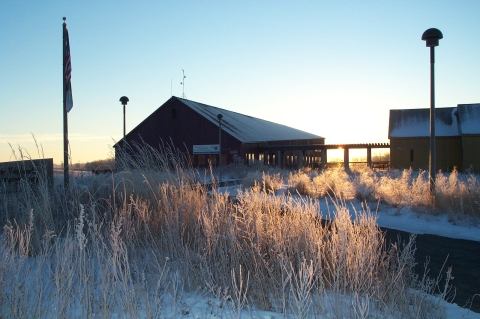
[410,149,414,162]
[171,108,177,119]
[246,153,255,165]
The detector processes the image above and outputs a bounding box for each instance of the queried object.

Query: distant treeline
[54,158,115,171]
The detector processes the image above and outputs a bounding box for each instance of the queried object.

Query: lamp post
[422,28,443,197]
[217,114,223,169]
[119,96,129,141]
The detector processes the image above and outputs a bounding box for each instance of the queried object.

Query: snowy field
[2,164,480,318]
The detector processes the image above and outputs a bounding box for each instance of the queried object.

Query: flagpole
[62,17,69,189]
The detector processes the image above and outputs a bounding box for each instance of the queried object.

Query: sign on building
[193,144,220,154]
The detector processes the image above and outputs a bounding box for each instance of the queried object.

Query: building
[388,103,480,173]
[114,97,325,168]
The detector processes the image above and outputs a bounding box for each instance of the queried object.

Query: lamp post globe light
[119,96,129,141]
[421,28,443,198]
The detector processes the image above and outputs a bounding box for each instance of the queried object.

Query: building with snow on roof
[114,97,325,169]
[388,103,480,173]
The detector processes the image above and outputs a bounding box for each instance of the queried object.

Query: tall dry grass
[0,143,460,318]
[249,166,480,222]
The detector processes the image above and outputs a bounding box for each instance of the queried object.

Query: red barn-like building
[114,97,325,168]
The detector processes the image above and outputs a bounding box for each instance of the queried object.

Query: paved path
[382,227,480,313]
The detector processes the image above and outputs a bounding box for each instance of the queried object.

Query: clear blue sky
[1,1,479,164]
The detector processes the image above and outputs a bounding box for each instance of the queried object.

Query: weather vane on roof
[180,69,186,98]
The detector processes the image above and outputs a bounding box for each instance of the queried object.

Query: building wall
[462,135,480,173]
[390,138,427,171]
[390,137,463,172]
[120,98,243,167]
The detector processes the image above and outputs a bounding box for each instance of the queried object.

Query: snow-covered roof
[389,104,480,138]
[388,107,460,138]
[457,103,480,135]
[178,98,323,143]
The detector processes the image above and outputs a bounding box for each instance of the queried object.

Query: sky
[1,1,479,164]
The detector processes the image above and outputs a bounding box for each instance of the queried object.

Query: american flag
[64,25,73,112]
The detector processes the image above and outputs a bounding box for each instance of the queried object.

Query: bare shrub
[241,170,283,193]
[376,168,414,208]
[353,167,379,201]
[436,169,480,221]
[312,167,355,198]
[370,168,480,219]
[287,171,314,196]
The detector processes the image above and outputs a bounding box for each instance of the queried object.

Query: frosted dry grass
[374,169,431,212]
[0,141,460,318]
[287,170,313,196]
[289,167,356,198]
[435,170,480,221]
[241,167,356,198]
[120,171,452,318]
[0,205,173,319]
[115,141,200,197]
[0,188,453,318]
[371,168,480,221]
[250,167,480,220]
[241,168,285,193]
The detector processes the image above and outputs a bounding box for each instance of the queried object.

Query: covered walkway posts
[258,143,390,169]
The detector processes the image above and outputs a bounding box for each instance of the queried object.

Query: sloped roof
[389,104,480,138]
[457,103,480,135]
[388,107,460,138]
[178,97,323,143]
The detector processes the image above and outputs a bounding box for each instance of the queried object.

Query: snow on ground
[141,293,480,319]
[321,197,480,243]
[374,204,480,242]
